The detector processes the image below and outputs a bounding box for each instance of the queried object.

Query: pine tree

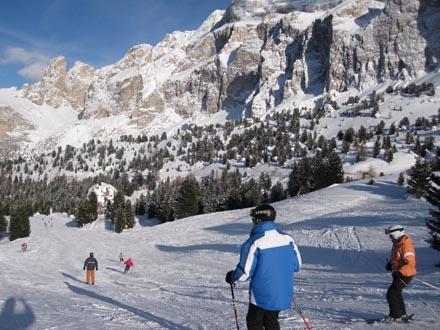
[407,158,431,198]
[242,178,262,207]
[135,194,147,215]
[287,162,300,197]
[110,191,125,223]
[124,200,136,229]
[9,204,31,241]
[88,191,98,222]
[297,157,312,195]
[397,172,405,186]
[327,150,344,185]
[227,186,242,210]
[0,209,7,240]
[201,179,223,213]
[270,182,286,203]
[114,208,125,233]
[425,171,440,254]
[386,150,394,163]
[174,175,200,219]
[373,139,381,158]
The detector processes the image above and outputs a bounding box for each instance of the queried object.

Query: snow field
[1,179,439,329]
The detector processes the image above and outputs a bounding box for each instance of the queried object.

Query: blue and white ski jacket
[232,221,301,311]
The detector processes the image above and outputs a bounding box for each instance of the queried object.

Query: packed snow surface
[1,180,439,329]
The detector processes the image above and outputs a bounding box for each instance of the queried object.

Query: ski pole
[293,299,312,330]
[230,283,240,330]
[413,278,440,292]
[398,277,440,321]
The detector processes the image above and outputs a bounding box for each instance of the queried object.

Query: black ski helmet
[250,204,276,222]
[90,252,94,257]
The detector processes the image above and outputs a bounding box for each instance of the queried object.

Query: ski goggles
[384,227,403,235]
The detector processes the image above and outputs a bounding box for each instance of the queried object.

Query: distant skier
[384,225,416,323]
[225,204,302,329]
[123,258,134,273]
[83,252,99,285]
[119,252,124,262]
[21,242,28,252]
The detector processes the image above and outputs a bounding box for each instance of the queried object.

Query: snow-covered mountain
[0,0,439,154]
[0,179,439,329]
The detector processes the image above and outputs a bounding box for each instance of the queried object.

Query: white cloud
[18,62,48,81]
[1,46,49,81]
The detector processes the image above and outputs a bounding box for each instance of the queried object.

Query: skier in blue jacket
[226,204,302,330]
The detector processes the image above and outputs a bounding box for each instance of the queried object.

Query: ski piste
[2,181,440,329]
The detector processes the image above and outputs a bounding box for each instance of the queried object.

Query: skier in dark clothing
[225,204,302,330]
[123,258,134,273]
[83,252,99,284]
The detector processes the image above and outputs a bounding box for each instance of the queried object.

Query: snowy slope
[1,179,439,329]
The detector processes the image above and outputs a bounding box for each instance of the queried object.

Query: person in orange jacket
[384,225,416,322]
[123,258,134,273]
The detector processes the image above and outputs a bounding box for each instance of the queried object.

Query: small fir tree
[407,158,431,198]
[397,172,405,186]
[425,171,440,256]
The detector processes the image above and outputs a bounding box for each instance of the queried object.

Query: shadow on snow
[155,243,239,254]
[65,282,189,329]
[61,272,85,284]
[0,297,35,329]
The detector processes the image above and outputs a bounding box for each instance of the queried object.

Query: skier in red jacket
[123,258,134,273]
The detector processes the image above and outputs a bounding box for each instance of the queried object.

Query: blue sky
[0,0,230,88]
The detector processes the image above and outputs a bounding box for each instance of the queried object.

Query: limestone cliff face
[20,0,440,122]
[22,57,94,110]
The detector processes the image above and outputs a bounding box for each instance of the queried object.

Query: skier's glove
[385,262,392,271]
[392,271,400,279]
[225,270,235,284]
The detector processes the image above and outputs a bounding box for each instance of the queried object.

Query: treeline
[140,150,344,223]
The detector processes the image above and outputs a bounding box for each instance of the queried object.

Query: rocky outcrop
[19,0,439,123]
[22,57,94,110]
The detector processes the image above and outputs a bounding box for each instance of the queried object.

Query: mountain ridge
[0,0,438,153]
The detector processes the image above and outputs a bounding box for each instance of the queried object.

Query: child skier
[119,252,124,262]
[123,258,134,273]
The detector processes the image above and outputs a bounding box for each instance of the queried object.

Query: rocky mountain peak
[221,0,345,23]
[15,0,440,132]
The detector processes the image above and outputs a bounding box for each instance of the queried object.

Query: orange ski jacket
[390,235,416,277]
